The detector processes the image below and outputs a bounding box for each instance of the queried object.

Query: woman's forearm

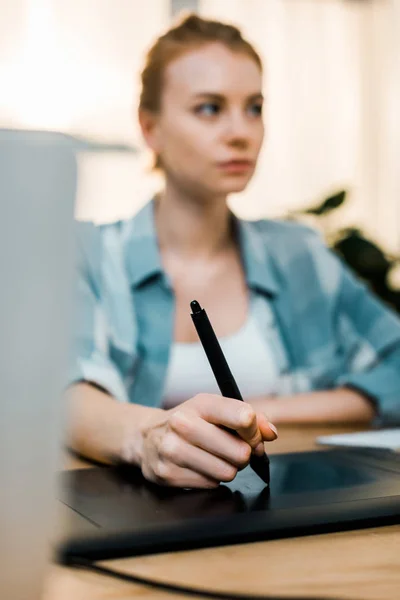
[66,382,164,465]
[248,388,376,425]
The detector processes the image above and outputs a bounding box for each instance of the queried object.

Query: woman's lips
[217,160,254,173]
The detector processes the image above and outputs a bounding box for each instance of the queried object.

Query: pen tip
[190,300,202,313]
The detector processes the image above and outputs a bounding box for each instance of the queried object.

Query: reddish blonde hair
[139,13,263,169]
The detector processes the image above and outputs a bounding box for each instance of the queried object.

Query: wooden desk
[44,426,400,600]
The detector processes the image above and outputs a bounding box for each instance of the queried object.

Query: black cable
[69,555,347,600]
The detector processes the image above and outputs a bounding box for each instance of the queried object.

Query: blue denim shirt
[70,199,400,424]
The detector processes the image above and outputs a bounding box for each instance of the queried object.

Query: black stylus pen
[190,300,270,486]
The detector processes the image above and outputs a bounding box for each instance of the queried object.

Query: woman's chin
[221,179,252,195]
[193,173,253,198]
[222,170,255,193]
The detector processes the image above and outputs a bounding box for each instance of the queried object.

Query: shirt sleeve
[67,222,129,403]
[304,227,400,424]
[333,261,400,424]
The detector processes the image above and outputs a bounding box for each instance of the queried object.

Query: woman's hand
[132,393,278,488]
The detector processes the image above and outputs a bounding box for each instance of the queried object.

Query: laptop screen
[0,129,77,600]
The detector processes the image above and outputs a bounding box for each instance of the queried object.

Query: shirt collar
[234,216,280,297]
[124,198,280,296]
[123,198,164,289]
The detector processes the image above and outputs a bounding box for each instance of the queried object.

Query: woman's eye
[194,103,221,116]
[248,103,263,117]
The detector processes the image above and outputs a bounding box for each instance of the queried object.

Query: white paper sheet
[316,429,400,451]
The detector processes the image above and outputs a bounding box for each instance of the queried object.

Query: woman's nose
[224,111,252,145]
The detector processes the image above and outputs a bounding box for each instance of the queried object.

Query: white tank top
[162,298,279,409]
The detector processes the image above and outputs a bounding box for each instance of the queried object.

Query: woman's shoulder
[242,216,326,260]
[73,217,128,256]
[246,216,320,241]
[242,216,342,294]
[73,204,157,292]
[73,218,129,294]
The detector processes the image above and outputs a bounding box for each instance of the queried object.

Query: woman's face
[141,42,265,198]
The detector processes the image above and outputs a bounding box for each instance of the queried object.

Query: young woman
[68,14,400,488]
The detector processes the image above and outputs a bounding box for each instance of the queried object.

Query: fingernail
[268,422,278,437]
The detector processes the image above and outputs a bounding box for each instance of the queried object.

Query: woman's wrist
[120,404,166,466]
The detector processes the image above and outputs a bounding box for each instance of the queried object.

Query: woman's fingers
[142,429,238,487]
[169,409,252,469]
[256,412,278,442]
[142,461,220,489]
[190,394,263,452]
[155,430,239,483]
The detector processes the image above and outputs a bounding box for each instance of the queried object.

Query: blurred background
[1,0,399,303]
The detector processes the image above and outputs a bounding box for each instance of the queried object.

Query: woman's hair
[139,13,263,169]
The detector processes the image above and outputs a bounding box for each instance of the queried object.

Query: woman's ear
[138,109,162,155]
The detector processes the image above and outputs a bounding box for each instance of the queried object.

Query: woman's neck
[155,181,234,260]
